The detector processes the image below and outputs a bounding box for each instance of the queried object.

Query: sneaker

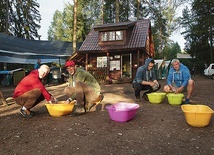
[87,93,104,112]
[94,93,104,105]
[135,96,141,102]
[87,103,97,112]
[75,107,86,113]
[184,98,190,104]
[72,107,86,116]
[30,110,36,115]
[20,109,34,118]
[142,93,149,101]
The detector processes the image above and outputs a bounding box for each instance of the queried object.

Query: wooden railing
[87,67,107,84]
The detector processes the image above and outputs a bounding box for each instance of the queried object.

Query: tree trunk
[137,0,140,20]
[73,0,78,53]
[115,0,119,23]
[101,0,104,24]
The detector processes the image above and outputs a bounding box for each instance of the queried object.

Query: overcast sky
[37,0,186,49]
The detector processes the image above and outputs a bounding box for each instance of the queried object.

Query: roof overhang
[94,21,136,31]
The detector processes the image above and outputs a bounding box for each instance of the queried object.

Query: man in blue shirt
[163,59,194,104]
[34,59,41,69]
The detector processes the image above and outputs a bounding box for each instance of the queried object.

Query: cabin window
[110,60,120,70]
[101,30,123,41]
[102,32,108,41]
[97,56,107,67]
[115,31,123,40]
[109,32,115,41]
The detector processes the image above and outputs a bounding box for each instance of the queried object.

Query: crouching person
[63,60,104,115]
[132,58,161,102]
[163,59,194,104]
[13,65,58,118]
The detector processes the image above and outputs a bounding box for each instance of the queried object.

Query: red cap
[65,60,75,68]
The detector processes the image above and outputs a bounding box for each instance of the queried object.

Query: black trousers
[132,82,161,98]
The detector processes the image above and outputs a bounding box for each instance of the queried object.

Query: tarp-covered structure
[0,33,82,64]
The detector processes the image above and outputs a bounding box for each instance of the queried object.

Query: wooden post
[86,54,88,71]
[106,52,110,82]
[137,50,140,67]
[0,89,8,105]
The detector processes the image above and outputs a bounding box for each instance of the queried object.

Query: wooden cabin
[71,19,155,83]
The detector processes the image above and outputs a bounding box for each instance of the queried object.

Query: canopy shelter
[0,53,63,64]
[0,32,82,65]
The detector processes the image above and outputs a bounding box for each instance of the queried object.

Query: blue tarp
[0,55,66,65]
[0,68,23,74]
[0,70,10,74]
[0,32,82,64]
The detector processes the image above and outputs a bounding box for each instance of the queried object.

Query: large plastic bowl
[167,93,184,105]
[181,105,214,127]
[147,92,166,104]
[106,102,139,123]
[45,101,75,117]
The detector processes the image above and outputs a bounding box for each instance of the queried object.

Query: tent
[154,59,171,79]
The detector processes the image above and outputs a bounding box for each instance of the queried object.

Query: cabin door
[121,53,132,78]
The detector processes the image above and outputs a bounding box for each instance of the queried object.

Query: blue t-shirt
[34,63,40,69]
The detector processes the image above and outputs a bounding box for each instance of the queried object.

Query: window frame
[101,30,124,42]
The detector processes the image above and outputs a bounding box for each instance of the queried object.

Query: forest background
[0,0,213,74]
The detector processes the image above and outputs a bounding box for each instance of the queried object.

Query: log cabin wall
[86,50,149,82]
[75,19,155,84]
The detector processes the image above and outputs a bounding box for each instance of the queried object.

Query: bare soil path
[0,75,214,155]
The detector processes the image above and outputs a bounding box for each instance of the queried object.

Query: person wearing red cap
[64,60,104,115]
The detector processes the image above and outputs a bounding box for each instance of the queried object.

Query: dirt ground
[0,75,214,155]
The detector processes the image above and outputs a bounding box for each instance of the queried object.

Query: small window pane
[116,31,123,40]
[97,56,107,67]
[109,32,115,41]
[101,32,108,41]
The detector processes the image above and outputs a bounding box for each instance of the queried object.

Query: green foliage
[82,0,102,25]
[48,10,65,41]
[144,0,185,59]
[164,42,181,60]
[48,0,88,42]
[0,0,8,33]
[0,0,41,39]
[46,0,188,59]
[181,0,214,65]
[154,42,181,60]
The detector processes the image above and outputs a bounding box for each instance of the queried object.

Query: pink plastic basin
[106,102,139,123]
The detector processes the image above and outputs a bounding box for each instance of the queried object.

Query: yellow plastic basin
[181,105,214,127]
[45,101,75,117]
[167,93,184,105]
[147,92,166,104]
